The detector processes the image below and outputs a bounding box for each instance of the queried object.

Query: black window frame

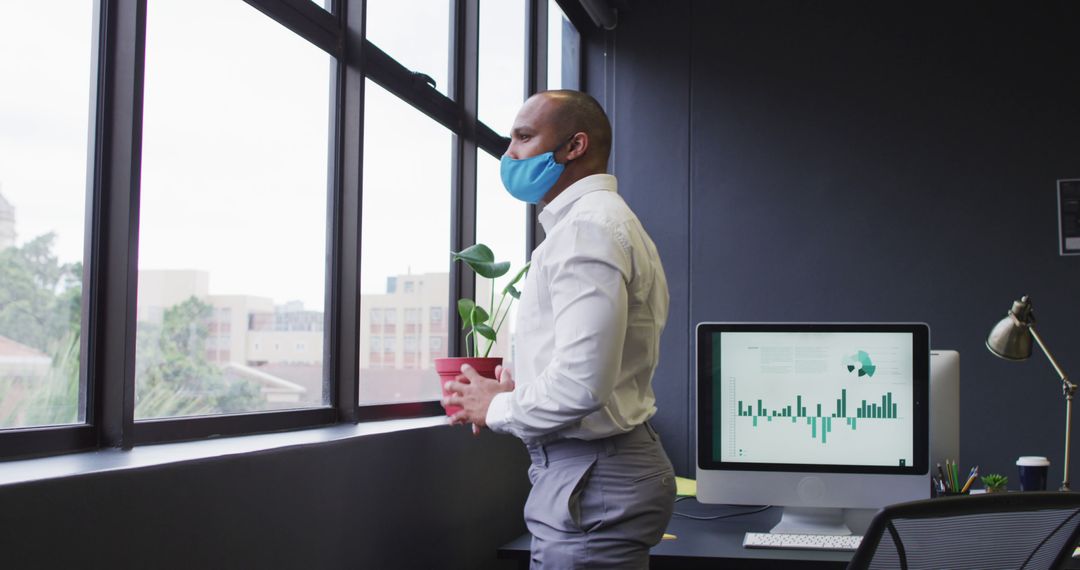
[0,0,579,461]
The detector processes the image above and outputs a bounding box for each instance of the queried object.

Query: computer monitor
[696,323,930,536]
[929,350,960,470]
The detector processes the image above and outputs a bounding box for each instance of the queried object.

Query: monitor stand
[769,507,853,535]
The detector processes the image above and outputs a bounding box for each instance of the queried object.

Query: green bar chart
[738,389,900,444]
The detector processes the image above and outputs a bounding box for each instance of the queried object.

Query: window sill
[0,415,448,487]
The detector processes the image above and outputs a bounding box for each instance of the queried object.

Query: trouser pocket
[524,455,598,534]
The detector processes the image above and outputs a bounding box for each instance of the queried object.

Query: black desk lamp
[986,295,1076,491]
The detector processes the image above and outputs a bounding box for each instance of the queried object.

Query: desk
[498,500,851,569]
[499,499,1080,569]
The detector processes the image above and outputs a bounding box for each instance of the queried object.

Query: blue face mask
[500,138,572,204]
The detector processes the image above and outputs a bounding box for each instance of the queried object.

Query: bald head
[531,90,612,171]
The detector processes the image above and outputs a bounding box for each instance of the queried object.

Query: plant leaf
[457,298,476,329]
[507,262,531,286]
[451,243,495,264]
[474,323,497,341]
[470,305,490,324]
[502,262,531,299]
[452,244,511,278]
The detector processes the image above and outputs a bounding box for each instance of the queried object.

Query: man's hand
[443,364,515,434]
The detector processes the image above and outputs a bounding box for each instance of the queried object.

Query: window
[0,0,557,459]
[547,0,581,91]
[365,0,451,96]
[135,0,332,420]
[357,82,450,406]
[0,2,94,429]
[479,0,527,136]
[474,152,528,360]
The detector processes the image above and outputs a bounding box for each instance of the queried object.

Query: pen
[960,466,978,494]
[938,463,949,492]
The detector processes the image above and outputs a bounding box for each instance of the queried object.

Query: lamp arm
[1030,324,1075,491]
[1029,326,1074,389]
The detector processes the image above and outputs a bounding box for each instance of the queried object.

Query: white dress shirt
[486,174,670,443]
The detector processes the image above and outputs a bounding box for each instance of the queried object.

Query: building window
[404,280,414,293]
[430,336,443,351]
[370,308,383,325]
[430,307,443,324]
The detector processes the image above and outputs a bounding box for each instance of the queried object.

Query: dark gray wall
[594,0,1080,488]
[0,427,530,569]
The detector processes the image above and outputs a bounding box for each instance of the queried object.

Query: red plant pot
[434,356,503,417]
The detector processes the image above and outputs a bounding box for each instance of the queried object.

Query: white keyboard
[743,532,862,552]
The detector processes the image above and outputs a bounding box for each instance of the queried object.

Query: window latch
[411,71,436,90]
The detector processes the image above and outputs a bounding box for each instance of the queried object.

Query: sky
[0,0,570,312]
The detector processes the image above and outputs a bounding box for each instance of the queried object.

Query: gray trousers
[524,423,676,569]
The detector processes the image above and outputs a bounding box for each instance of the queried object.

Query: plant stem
[486,278,496,356]
[484,283,508,358]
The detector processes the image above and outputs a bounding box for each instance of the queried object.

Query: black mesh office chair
[847,491,1080,570]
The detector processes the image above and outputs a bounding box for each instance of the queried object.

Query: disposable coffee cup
[1016,456,1050,491]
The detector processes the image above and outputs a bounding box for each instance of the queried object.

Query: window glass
[366,0,451,97]
[547,0,580,91]
[474,152,527,362]
[479,0,526,136]
[136,0,332,419]
[0,2,94,429]
[359,80,451,405]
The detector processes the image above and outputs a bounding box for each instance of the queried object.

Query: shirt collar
[538,174,618,232]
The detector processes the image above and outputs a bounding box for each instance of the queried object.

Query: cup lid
[1017,456,1050,466]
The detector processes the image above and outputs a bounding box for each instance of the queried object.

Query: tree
[134,296,263,418]
[0,233,81,354]
[0,233,81,427]
[0,234,264,426]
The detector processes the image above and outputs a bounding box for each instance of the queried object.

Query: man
[442,89,674,569]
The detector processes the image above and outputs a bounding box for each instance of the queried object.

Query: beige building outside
[135,268,518,408]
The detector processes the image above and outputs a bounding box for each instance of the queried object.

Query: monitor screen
[696,323,931,534]
[699,324,928,475]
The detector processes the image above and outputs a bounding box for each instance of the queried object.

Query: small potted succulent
[435,244,529,416]
[981,474,1008,493]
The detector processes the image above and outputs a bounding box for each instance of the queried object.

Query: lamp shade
[986,296,1034,361]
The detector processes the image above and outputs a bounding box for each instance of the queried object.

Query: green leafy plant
[451,244,530,358]
[981,473,1008,492]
